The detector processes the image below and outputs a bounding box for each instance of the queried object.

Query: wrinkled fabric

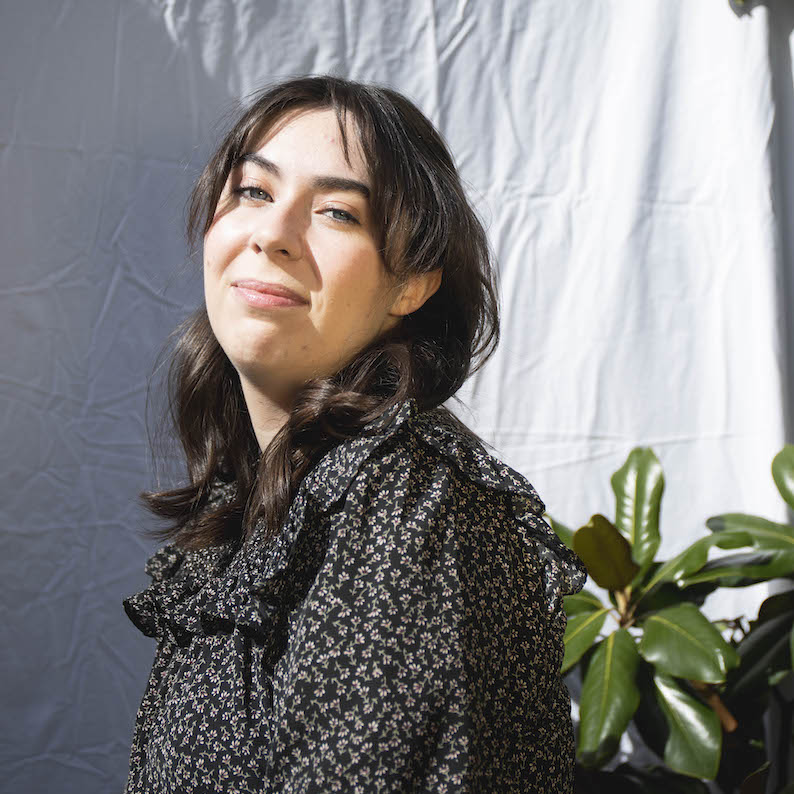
[4,1,789,789]
[122,398,586,793]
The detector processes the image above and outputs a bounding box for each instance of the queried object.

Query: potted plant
[548,445,794,791]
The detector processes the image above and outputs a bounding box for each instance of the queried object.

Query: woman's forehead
[244,107,370,178]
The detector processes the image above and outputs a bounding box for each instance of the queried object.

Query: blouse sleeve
[265,434,575,794]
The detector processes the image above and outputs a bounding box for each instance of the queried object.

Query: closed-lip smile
[231,279,309,306]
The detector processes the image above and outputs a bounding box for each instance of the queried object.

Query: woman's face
[203,108,403,400]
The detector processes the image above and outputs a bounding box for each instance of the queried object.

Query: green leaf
[632,662,669,759]
[639,532,752,596]
[772,444,794,511]
[546,514,574,549]
[611,447,664,570]
[637,514,794,603]
[573,514,640,591]
[562,607,610,673]
[653,674,721,779]
[564,589,606,616]
[706,513,794,549]
[638,603,740,683]
[578,629,641,768]
[677,549,794,588]
[633,581,717,622]
[729,611,794,698]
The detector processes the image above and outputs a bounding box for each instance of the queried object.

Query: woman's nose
[248,201,305,262]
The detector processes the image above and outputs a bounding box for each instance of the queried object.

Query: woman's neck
[238,376,295,453]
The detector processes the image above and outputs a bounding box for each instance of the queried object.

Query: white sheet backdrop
[2,0,793,790]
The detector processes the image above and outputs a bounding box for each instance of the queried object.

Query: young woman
[123,75,586,793]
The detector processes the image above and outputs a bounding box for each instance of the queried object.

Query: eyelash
[233,185,359,225]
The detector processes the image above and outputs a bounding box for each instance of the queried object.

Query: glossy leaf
[772,444,794,510]
[546,514,574,549]
[705,513,794,549]
[640,512,794,598]
[562,607,610,673]
[564,589,606,616]
[639,532,752,596]
[638,603,740,683]
[654,674,721,779]
[573,514,640,591]
[677,549,794,588]
[611,447,664,570]
[633,581,716,622]
[578,629,641,767]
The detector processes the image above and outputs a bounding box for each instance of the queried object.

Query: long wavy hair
[142,75,500,550]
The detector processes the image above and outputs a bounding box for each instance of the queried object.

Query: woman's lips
[231,279,308,308]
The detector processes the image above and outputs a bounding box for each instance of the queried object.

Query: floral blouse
[122,398,586,793]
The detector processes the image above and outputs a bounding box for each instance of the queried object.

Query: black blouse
[123,398,586,793]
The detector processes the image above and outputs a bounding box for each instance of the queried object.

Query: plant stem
[690,681,738,732]
[614,588,637,627]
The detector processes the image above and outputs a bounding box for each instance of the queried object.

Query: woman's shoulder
[302,397,587,607]
[305,397,549,525]
[303,398,534,505]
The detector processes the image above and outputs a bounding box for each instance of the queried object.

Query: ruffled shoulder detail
[300,398,416,509]
[302,397,586,609]
[411,405,588,609]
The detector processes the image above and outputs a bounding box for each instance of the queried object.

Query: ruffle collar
[407,402,587,609]
[123,398,586,649]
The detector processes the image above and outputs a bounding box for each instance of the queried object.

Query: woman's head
[202,106,443,404]
[188,75,498,404]
[145,75,500,548]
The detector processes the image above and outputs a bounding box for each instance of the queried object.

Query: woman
[123,75,586,793]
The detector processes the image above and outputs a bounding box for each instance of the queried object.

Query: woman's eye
[324,207,359,224]
[234,185,271,202]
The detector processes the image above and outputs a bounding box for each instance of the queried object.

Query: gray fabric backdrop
[3,0,794,790]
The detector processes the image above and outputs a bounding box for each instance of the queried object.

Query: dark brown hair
[143,75,500,550]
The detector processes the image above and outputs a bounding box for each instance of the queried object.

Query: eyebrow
[236,153,371,200]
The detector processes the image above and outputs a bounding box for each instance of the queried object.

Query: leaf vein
[566,609,609,643]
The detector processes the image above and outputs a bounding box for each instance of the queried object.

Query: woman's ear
[389,268,443,317]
